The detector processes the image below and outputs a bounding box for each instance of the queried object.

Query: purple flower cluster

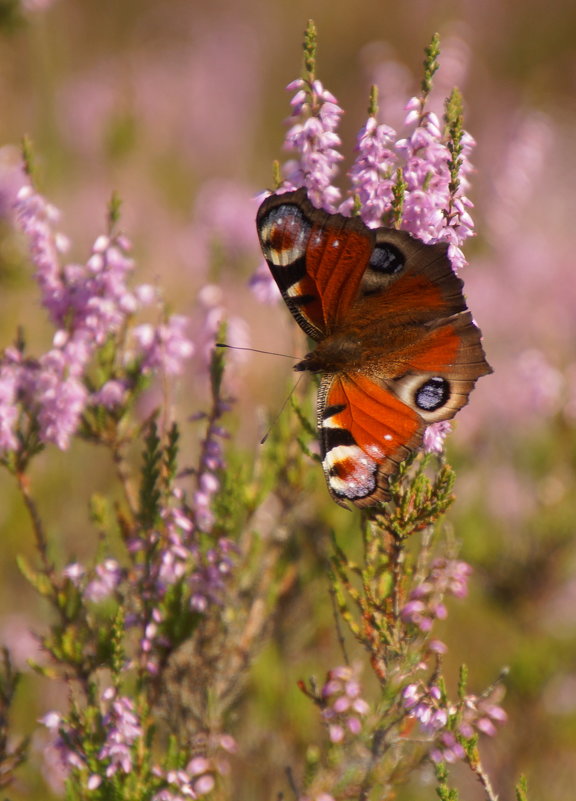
[402,680,507,764]
[338,115,397,225]
[40,688,143,789]
[282,78,343,210]
[64,559,123,603]
[152,735,236,801]
[193,408,230,532]
[41,710,85,785]
[398,97,475,268]
[0,182,195,453]
[42,689,236,794]
[400,558,472,634]
[94,689,143,780]
[132,488,236,674]
[402,683,448,733]
[320,665,370,743]
[62,481,235,677]
[132,315,194,376]
[275,74,475,247]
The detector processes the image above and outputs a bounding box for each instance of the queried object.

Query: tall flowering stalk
[1,152,299,798]
[0,138,306,799]
[252,23,511,801]
[279,20,343,210]
[255,28,479,457]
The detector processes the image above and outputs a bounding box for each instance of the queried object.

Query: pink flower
[400,559,472,633]
[32,358,88,450]
[98,690,143,777]
[91,379,127,408]
[0,359,20,451]
[85,559,123,603]
[340,116,397,226]
[281,77,344,210]
[319,665,369,742]
[423,421,452,453]
[132,315,194,375]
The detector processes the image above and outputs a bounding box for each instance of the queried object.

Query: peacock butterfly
[256,188,492,508]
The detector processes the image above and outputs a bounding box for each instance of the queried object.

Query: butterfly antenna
[215,343,299,360]
[260,374,304,445]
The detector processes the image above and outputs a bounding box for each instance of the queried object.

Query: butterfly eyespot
[259,204,311,266]
[369,243,405,274]
[415,377,450,411]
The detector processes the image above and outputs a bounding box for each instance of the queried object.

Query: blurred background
[0,0,575,798]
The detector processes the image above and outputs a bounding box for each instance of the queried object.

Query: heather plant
[0,21,528,801]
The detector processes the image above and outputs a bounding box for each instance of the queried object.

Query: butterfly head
[294,333,364,374]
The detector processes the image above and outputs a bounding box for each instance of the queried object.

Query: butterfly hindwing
[389,309,492,423]
[318,373,424,508]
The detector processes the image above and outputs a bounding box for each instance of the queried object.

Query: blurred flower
[423,421,452,454]
[320,665,370,743]
[429,731,465,763]
[0,613,42,668]
[91,379,127,408]
[98,689,143,777]
[14,185,68,325]
[132,315,194,376]
[0,146,26,220]
[0,357,20,451]
[516,349,563,417]
[63,563,85,584]
[21,0,60,13]
[459,692,507,739]
[248,262,281,305]
[152,733,236,801]
[196,283,250,367]
[400,559,471,633]
[85,559,123,603]
[403,679,506,763]
[40,710,85,784]
[30,356,88,450]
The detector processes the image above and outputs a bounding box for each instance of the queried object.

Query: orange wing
[256,189,375,339]
[318,373,424,508]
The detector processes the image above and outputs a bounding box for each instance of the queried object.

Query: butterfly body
[256,188,491,508]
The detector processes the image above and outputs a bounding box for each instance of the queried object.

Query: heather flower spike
[340,84,398,225]
[281,19,343,208]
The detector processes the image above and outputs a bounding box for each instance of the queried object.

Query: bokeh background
[0,0,575,798]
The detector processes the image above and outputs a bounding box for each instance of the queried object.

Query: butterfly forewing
[257,189,375,338]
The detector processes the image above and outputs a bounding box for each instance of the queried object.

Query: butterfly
[256,188,492,508]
